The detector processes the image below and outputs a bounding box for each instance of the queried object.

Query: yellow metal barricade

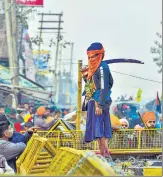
[16,133,35,174]
[108,129,162,154]
[143,167,162,176]
[44,147,118,176]
[16,134,56,175]
[20,129,162,155]
[37,130,98,150]
[16,135,118,176]
[17,129,162,175]
[35,129,162,154]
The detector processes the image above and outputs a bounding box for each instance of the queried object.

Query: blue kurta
[84,61,113,142]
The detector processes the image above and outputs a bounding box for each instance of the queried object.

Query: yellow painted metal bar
[57,131,60,148]
[138,130,141,149]
[108,150,162,154]
[143,167,162,176]
[76,60,82,131]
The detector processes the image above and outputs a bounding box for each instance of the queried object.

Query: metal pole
[55,13,62,73]
[69,42,74,106]
[69,42,74,78]
[11,0,18,107]
[54,13,62,103]
[4,0,18,107]
[76,60,82,131]
[38,13,44,72]
[58,43,63,73]
[38,12,63,103]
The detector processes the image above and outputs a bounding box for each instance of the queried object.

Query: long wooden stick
[136,110,147,129]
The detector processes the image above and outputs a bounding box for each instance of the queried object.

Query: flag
[14,123,21,132]
[136,88,142,102]
[156,92,161,113]
[24,114,32,123]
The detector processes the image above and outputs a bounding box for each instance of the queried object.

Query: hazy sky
[28,0,162,100]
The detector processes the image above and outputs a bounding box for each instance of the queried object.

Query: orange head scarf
[37,106,46,116]
[87,43,105,80]
[142,111,156,124]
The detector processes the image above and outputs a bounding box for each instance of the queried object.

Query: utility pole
[38,12,63,104]
[69,43,74,78]
[11,0,19,106]
[4,0,18,107]
[38,12,44,72]
[54,13,62,104]
[58,43,63,73]
[69,42,74,106]
[55,13,62,74]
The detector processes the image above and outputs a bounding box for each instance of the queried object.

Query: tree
[150,22,162,73]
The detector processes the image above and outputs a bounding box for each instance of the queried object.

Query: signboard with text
[16,0,43,6]
[0,65,43,90]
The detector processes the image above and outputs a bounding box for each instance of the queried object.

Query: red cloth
[14,122,21,132]
[87,47,104,80]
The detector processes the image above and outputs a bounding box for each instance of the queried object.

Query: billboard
[16,0,43,6]
[0,64,43,90]
[33,50,50,70]
[33,50,52,89]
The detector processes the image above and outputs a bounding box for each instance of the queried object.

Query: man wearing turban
[142,111,156,128]
[83,42,113,157]
[134,111,156,129]
[134,111,161,149]
[35,106,58,130]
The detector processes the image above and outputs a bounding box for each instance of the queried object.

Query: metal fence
[16,134,118,176]
[35,129,162,154]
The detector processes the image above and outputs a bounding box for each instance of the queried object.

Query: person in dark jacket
[83,42,114,157]
[0,114,37,172]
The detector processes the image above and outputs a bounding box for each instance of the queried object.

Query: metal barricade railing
[16,134,57,175]
[17,129,162,175]
[44,147,118,176]
[36,130,99,150]
[35,129,162,154]
[108,129,162,152]
[16,135,118,176]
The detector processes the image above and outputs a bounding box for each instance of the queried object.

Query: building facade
[0,1,8,61]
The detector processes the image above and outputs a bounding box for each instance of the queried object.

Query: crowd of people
[0,103,70,132]
[0,42,162,174]
[0,103,71,174]
[0,102,162,174]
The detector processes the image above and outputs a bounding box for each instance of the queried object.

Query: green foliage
[150,22,162,73]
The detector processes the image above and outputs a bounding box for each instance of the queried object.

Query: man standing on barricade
[83,42,114,157]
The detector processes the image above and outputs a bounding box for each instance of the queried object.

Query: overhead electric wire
[0,64,161,84]
[111,70,162,84]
